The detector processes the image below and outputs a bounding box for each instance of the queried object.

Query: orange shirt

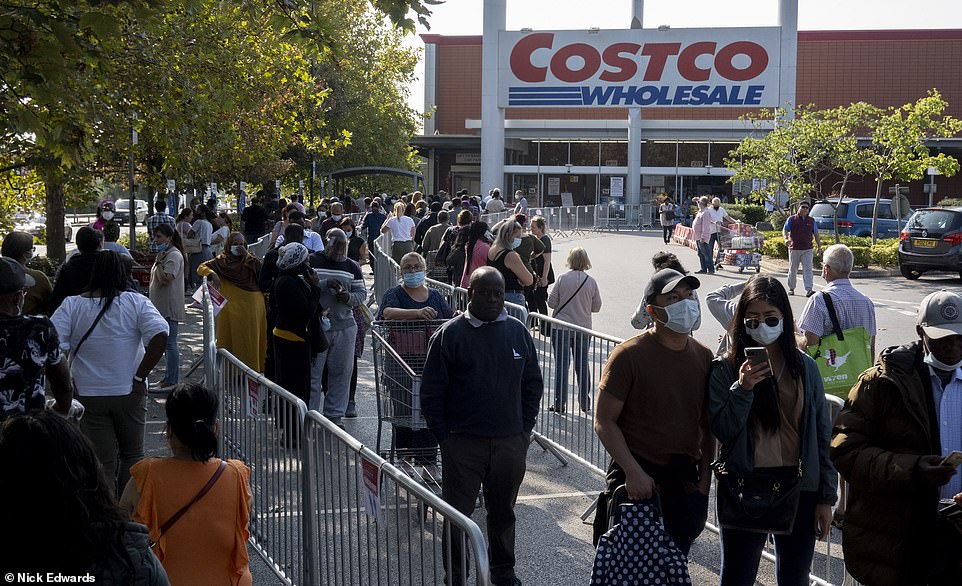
[131,458,252,586]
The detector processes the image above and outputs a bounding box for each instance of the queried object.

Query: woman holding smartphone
[708,275,837,586]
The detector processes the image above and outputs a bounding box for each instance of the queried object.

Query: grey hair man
[798,243,877,359]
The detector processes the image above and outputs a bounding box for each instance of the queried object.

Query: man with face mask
[421,266,543,586]
[318,202,344,238]
[832,290,962,585]
[0,257,73,421]
[593,268,714,555]
[307,229,366,425]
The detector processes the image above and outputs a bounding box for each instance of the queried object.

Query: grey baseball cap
[918,290,962,339]
[0,257,35,294]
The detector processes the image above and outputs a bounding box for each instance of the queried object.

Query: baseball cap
[918,290,962,339]
[0,257,35,294]
[644,268,700,305]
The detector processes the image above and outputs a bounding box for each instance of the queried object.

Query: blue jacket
[709,351,838,505]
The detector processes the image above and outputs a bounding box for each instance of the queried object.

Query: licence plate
[914,238,937,248]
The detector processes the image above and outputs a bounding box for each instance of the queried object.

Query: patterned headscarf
[277,242,309,271]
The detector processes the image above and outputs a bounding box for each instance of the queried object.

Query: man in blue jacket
[421,266,544,586]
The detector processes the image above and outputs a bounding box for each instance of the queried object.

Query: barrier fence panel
[373,233,400,305]
[218,348,309,585]
[526,313,623,475]
[303,411,492,586]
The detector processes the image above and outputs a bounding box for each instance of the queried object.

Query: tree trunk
[833,176,850,244]
[43,175,67,262]
[871,176,884,245]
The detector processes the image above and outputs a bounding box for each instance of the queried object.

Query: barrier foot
[184,355,203,377]
[530,431,567,466]
[580,495,599,523]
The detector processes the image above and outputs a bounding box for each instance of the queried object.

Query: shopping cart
[715,222,764,273]
[423,250,448,283]
[371,319,448,491]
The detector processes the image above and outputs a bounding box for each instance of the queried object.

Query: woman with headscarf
[90,200,116,232]
[270,243,324,404]
[197,232,267,372]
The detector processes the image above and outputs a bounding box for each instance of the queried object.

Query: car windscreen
[115,201,129,210]
[810,203,847,218]
[905,209,962,232]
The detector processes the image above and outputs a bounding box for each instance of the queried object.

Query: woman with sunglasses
[708,275,836,586]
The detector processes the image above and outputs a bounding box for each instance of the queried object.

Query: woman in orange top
[120,384,252,585]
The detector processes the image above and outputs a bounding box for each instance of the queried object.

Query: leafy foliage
[721,204,768,225]
[759,231,899,268]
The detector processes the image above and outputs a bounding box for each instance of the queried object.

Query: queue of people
[4,187,962,586]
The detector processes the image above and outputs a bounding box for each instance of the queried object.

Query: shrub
[758,231,899,269]
[724,204,768,225]
[849,246,871,269]
[118,231,152,251]
[26,255,62,279]
[767,210,791,232]
[869,241,899,267]
[760,232,788,258]
[937,197,962,207]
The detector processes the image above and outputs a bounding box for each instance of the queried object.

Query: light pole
[129,112,138,252]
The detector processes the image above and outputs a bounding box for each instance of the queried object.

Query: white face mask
[101,211,114,220]
[747,319,784,346]
[924,349,962,372]
[652,298,700,334]
[230,245,245,256]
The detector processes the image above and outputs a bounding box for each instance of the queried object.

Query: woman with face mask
[377,251,453,483]
[149,224,187,390]
[708,275,836,586]
[459,221,491,289]
[485,219,533,309]
[337,216,368,419]
[197,232,267,373]
[91,200,116,232]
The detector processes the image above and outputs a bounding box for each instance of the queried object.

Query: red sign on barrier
[362,458,381,521]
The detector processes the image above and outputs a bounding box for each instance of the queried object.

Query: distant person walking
[659,199,677,244]
[782,200,821,297]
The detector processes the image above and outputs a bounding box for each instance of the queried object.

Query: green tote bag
[805,292,873,396]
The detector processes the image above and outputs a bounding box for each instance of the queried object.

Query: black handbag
[712,460,802,535]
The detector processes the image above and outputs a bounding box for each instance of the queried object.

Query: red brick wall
[430,30,962,132]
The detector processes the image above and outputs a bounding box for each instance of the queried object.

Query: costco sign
[499,28,781,108]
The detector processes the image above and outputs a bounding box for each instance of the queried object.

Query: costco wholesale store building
[412,21,962,209]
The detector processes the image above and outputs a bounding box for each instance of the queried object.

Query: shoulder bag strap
[552,275,589,318]
[155,460,228,544]
[821,292,844,341]
[70,297,114,360]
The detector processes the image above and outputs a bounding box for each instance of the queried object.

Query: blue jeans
[550,329,591,410]
[696,240,712,272]
[503,291,528,323]
[707,232,719,271]
[162,318,180,385]
[719,490,818,586]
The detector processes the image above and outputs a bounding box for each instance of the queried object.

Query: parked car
[898,207,962,280]
[114,199,148,225]
[810,198,912,239]
[13,214,73,243]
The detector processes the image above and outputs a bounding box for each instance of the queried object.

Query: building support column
[778,0,798,117]
[481,0,506,197]
[626,0,644,206]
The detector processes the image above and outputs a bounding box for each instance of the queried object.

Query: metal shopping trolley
[715,222,764,273]
[371,319,448,491]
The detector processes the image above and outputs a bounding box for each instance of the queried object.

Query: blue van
[809,198,912,239]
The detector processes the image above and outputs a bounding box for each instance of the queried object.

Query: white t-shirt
[192,219,214,245]
[211,225,230,255]
[385,216,415,242]
[51,292,169,396]
[485,198,505,213]
[705,206,728,234]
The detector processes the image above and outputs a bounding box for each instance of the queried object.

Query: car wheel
[900,263,921,280]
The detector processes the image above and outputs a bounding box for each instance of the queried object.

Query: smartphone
[941,451,962,468]
[745,347,771,372]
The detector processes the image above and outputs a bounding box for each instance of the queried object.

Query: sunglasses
[744,316,781,329]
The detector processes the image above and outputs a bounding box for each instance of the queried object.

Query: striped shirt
[798,278,877,338]
[930,366,962,499]
[308,254,366,331]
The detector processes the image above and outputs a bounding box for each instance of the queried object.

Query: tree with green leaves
[864,90,962,243]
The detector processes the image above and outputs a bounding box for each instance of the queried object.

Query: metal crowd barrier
[302,411,491,586]
[205,287,491,585]
[219,348,309,585]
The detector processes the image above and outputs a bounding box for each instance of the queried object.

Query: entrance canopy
[325,166,423,197]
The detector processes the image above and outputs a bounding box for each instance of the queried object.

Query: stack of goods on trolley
[716,222,764,273]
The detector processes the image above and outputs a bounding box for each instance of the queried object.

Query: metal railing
[204,284,491,585]
[302,411,491,585]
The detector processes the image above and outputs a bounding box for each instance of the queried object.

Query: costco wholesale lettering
[499,28,782,108]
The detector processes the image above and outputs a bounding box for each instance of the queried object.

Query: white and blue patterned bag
[590,500,692,586]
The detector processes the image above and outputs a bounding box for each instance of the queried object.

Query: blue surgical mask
[652,298,700,334]
[402,271,426,288]
[747,319,783,346]
[156,243,169,252]
[344,231,353,239]
[511,238,522,249]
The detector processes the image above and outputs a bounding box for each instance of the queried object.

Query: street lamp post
[129,113,138,252]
